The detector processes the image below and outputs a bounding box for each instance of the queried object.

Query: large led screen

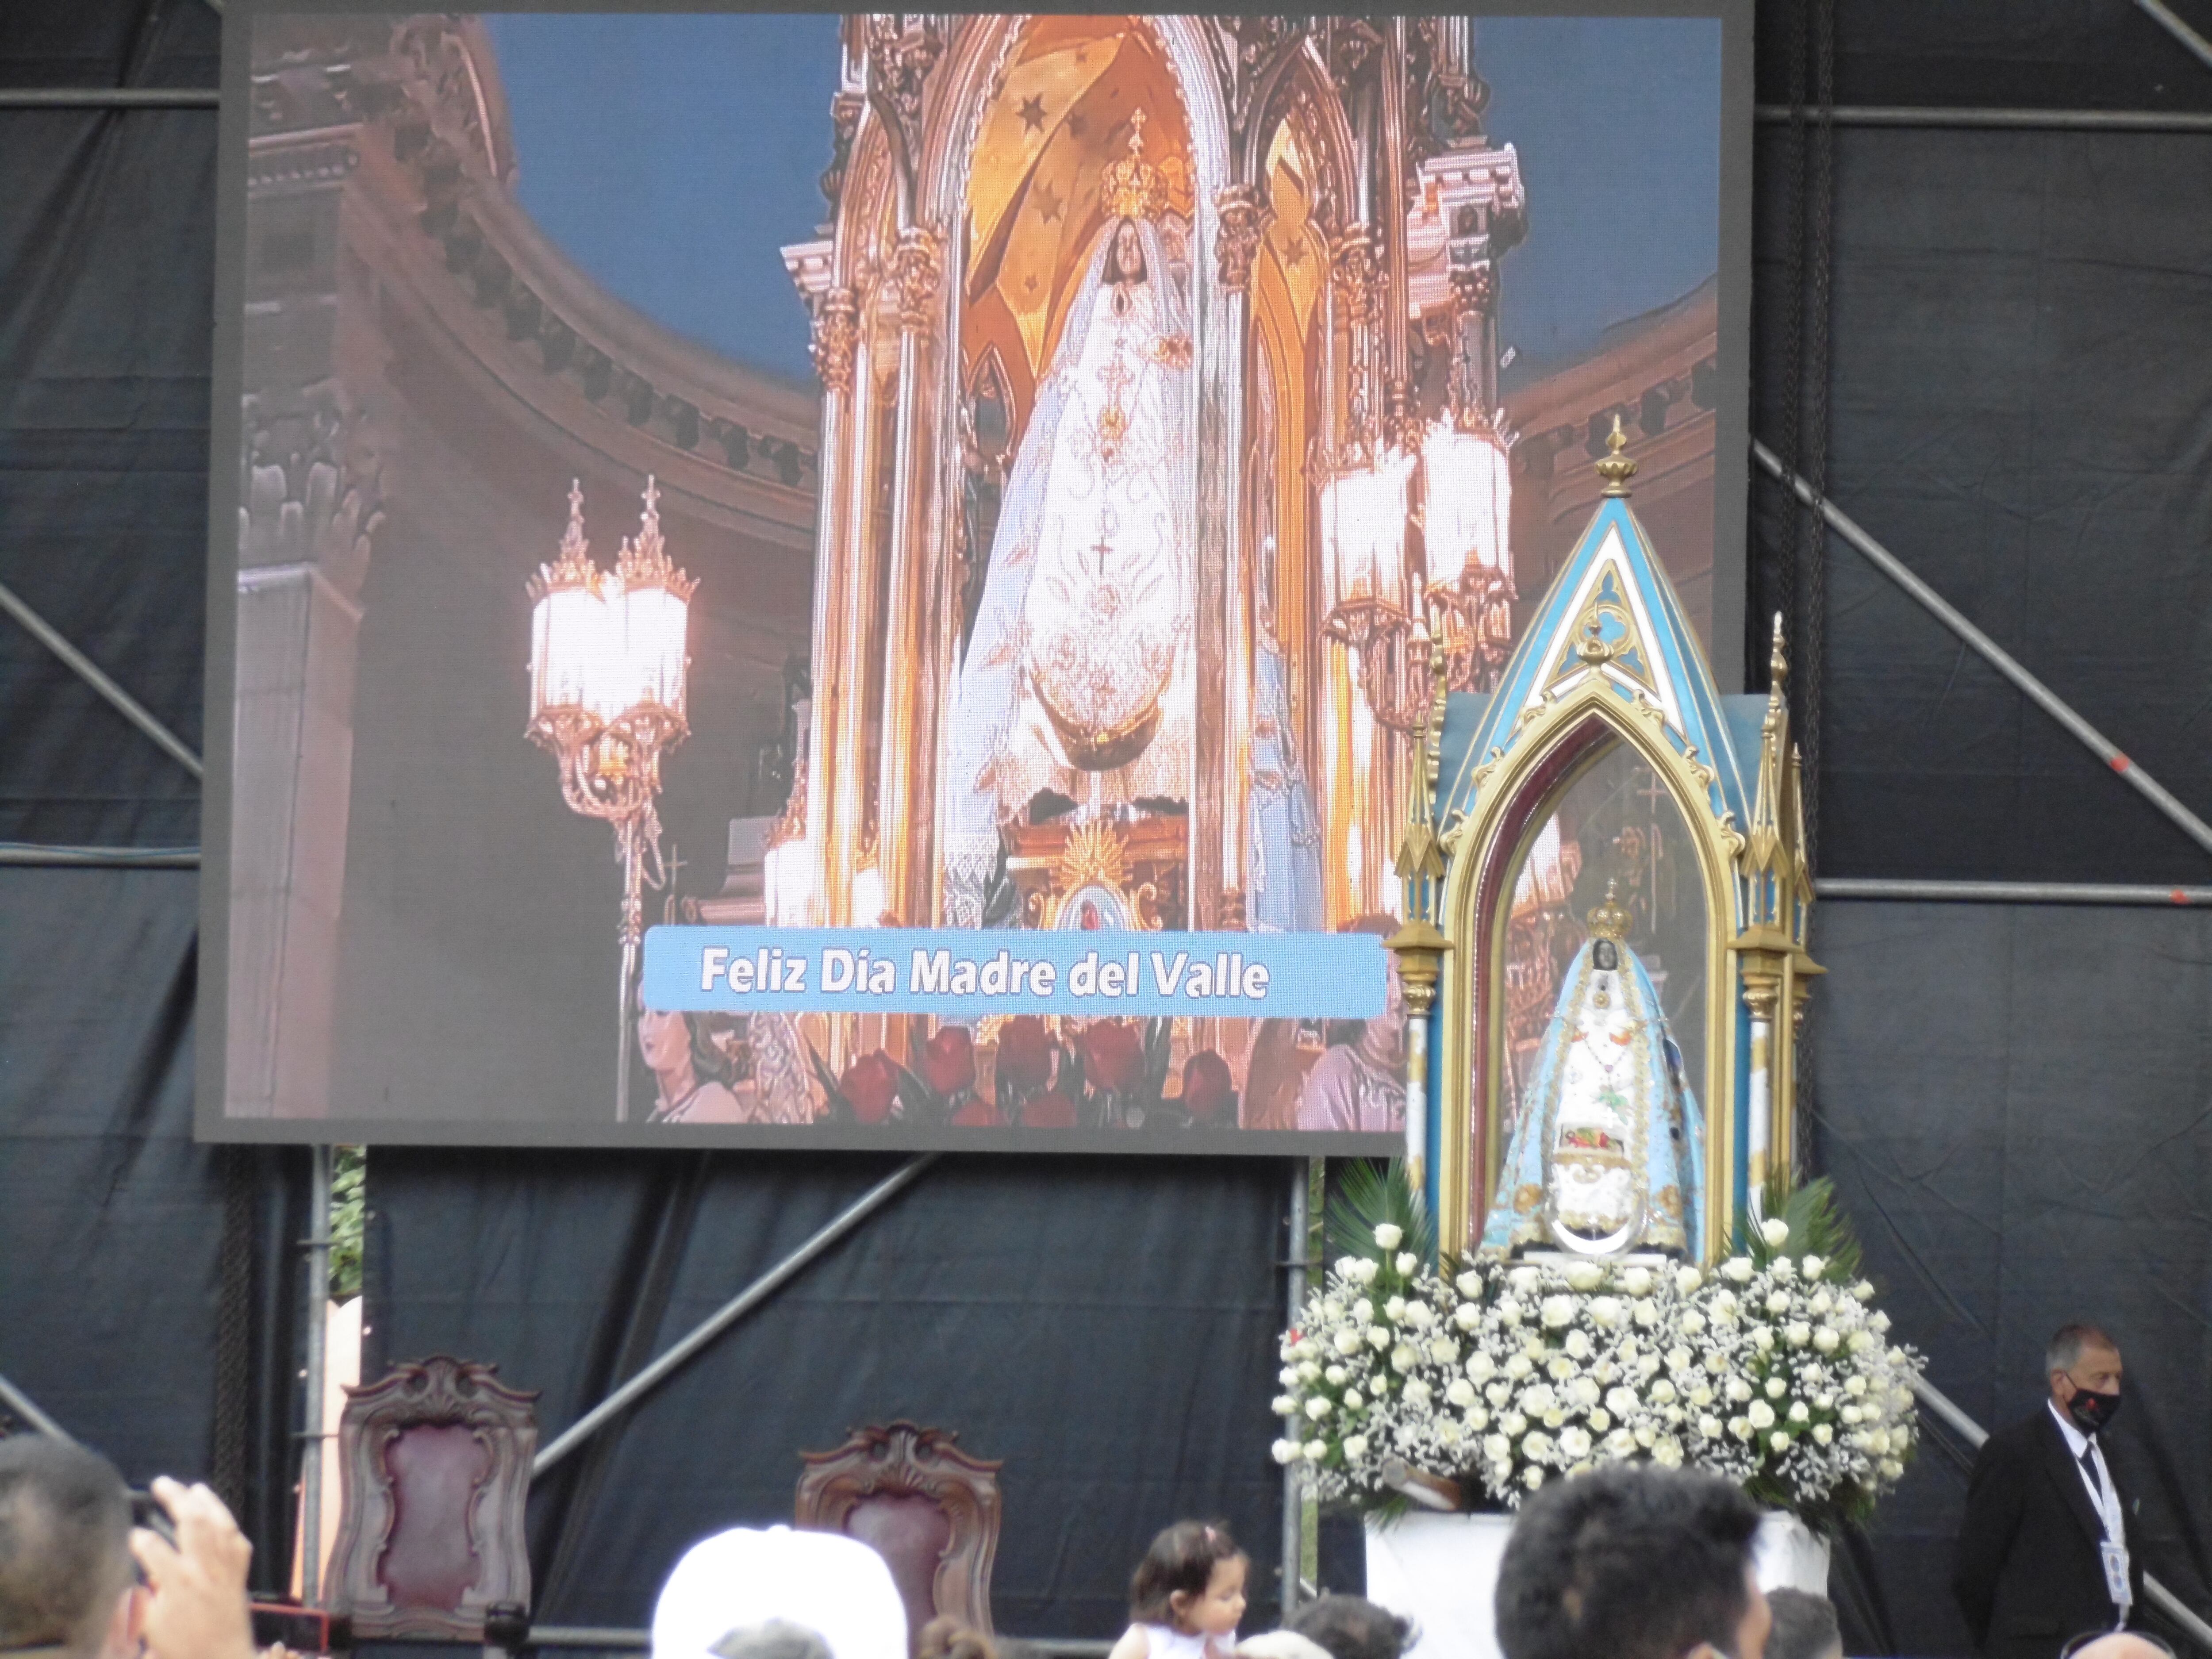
[200,6,1750,1149]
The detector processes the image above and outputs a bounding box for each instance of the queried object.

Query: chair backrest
[796,1422,1002,1647]
[326,1356,538,1640]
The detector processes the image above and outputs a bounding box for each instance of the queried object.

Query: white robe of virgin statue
[941,215,1194,927]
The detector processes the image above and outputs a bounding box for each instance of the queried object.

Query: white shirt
[2047,1399,2128,1553]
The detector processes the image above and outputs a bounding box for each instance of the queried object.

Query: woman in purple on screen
[1294,914,1408,1134]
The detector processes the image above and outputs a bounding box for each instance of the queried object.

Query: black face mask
[2066,1386,2122,1436]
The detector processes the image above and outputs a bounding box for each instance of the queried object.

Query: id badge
[2101,1541,2132,1607]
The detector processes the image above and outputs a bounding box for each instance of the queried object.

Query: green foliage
[1324,1159,1436,1271]
[1738,1173,1864,1283]
[329,1146,365,1302]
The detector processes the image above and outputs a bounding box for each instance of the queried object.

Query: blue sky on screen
[485,13,1720,387]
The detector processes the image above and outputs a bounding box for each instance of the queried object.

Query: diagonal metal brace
[531,1155,935,1477]
[1752,442,2212,861]
[0,579,203,781]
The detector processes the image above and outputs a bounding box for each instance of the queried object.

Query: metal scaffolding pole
[299,1145,333,1605]
[1752,442,2212,862]
[1755,104,2212,132]
[532,1156,936,1477]
[1820,879,2212,907]
[0,844,201,868]
[0,87,219,109]
[1280,1160,1309,1621]
[2135,0,2212,74]
[0,578,203,779]
[0,1373,74,1441]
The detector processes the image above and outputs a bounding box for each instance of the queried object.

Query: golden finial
[1769,611,1789,688]
[1595,412,1638,498]
[1585,877,1632,943]
[1100,107,1168,221]
[529,478,597,602]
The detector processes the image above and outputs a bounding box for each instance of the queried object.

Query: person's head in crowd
[1495,1464,1769,1659]
[0,1437,138,1659]
[917,1618,996,1659]
[710,1624,836,1659]
[1760,1591,1840,1659]
[1288,1595,1416,1659]
[1129,1521,1248,1640]
[2046,1325,2124,1436]
[653,1526,906,1659]
[2062,1634,2175,1659]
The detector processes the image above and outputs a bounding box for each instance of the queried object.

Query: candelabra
[526,476,695,1123]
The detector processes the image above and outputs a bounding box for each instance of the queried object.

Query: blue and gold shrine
[1393,423,1818,1265]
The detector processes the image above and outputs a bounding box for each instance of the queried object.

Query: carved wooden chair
[325,1356,538,1644]
[796,1422,1002,1647]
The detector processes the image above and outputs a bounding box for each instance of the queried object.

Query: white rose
[1676,1265,1704,1295]
[1367,1326,1391,1351]
[1770,1429,1793,1452]
[1558,1426,1593,1460]
[1634,1423,1656,1448]
[1343,1388,1364,1409]
[1725,1375,1753,1403]
[1409,1302,1437,1331]
[1840,1404,1862,1425]
[1766,1291,1793,1316]
[1786,1321,1813,1348]
[1813,1423,1834,1446]
[1391,1343,1418,1373]
[1353,1258,1380,1284]
[1868,1427,1892,1454]
[1712,1289,1740,1319]
[1623,1267,1655,1297]
[1765,1378,1787,1400]
[1748,1400,1776,1429]
[1303,1440,1328,1461]
[1879,1457,1905,1481]
[1590,1297,1624,1329]
[1448,1378,1478,1408]
[1760,1217,1791,1248]
[1722,1257,1755,1283]
[1272,1438,1301,1464]
[1427,1337,1459,1366]
[1397,1252,1420,1275]
[1298,1361,1322,1382]
[1810,1290,1834,1315]
[1690,1385,1714,1408]
[1486,1382,1511,1406]
[1565,1263,1606,1291]
[1324,1364,1348,1385]
[1501,1411,1528,1436]
[1306,1397,1333,1420]
[1570,1377,1603,1408]
[1606,1428,1639,1458]
[1497,1297,1525,1326]
[1343,1433,1370,1460]
[1633,1300,1661,1329]
[1678,1310,1706,1337]
[1848,1331,1873,1354]
[1385,1296,1408,1322]
[1870,1310,1892,1333]
[1524,1383,1560,1415]
[1505,1352,1535,1380]
[1788,1401,1810,1423]
[1335,1330,1363,1356]
[1730,1416,1754,1442]
[1523,1430,1555,1459]
[1453,1303,1480,1332]
[1466,1407,1490,1431]
[1753,1327,1776,1352]
[1699,1414,1724,1440]
[1814,1392,1834,1410]
[1352,1298,1375,1325]
[1814,1328,1840,1354]
[1606,1385,1640,1415]
[1272,1395,1298,1416]
[1706,1350,1732,1375]
[1509,1266,1543,1297]
[1636,1353,1663,1381]
[1854,1280,1875,1302]
[1468,1352,1498,1382]
[1664,1345,1694,1374]
[1771,1256,1796,1283]
[1563,1330,1594,1361]
[1588,1408,1612,1433]
[1654,1436,1685,1467]
[1651,1379,1678,1405]
[1801,1255,1826,1280]
[1374,1222,1404,1251]
[1540,1295,1576,1329]
[1457,1270,1487,1298]
[1523,1465,1547,1490]
[1404,1379,1433,1407]
[1844,1374,1867,1396]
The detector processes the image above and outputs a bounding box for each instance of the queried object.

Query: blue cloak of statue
[1479,922,1703,1259]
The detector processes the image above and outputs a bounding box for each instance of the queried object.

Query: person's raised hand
[130,1476,256,1659]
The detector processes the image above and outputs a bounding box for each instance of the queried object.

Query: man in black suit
[1953,1325,2143,1659]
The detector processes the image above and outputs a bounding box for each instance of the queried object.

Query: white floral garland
[1272,1221,1924,1518]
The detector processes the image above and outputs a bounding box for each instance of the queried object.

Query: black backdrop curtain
[8,0,2212,1649]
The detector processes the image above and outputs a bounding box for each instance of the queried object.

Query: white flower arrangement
[1275,1216,1924,1525]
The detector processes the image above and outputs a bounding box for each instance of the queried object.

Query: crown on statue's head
[1100,107,1169,222]
[1586,878,1632,944]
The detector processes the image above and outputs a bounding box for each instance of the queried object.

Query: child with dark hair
[1287,1596,1416,1659]
[1108,1522,1249,1659]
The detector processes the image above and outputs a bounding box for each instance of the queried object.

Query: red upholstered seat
[797,1422,1003,1651]
[326,1356,538,1642]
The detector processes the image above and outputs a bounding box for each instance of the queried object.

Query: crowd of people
[0,1352,2184,1659]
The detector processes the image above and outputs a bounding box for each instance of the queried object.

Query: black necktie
[2080,1443,2102,1496]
